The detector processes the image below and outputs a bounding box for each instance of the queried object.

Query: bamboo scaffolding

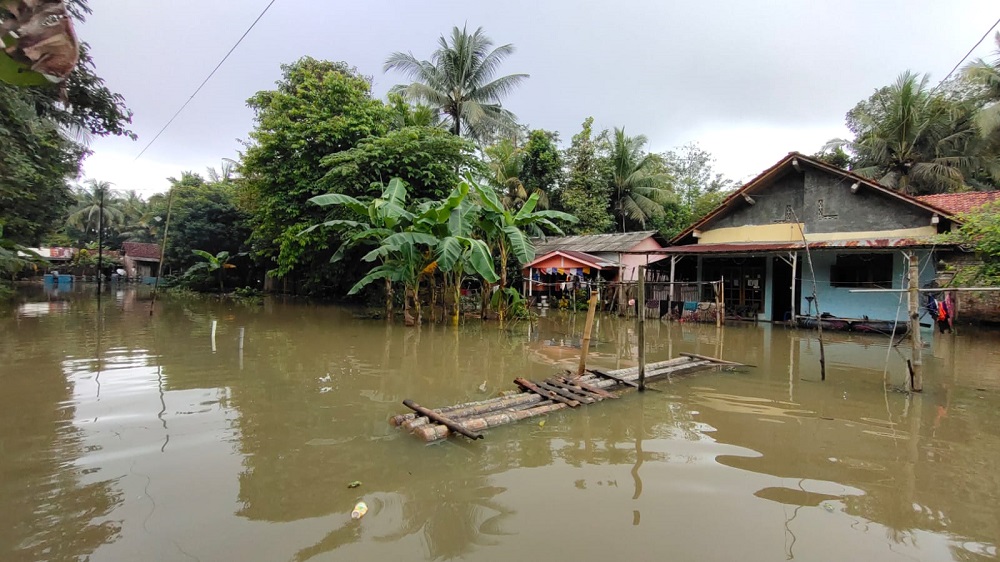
[395,355,733,442]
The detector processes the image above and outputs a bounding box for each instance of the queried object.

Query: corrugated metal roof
[916,192,1000,214]
[533,231,660,255]
[524,250,619,270]
[659,238,949,255]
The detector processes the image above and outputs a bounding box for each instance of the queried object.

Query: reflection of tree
[0,306,125,561]
[375,475,515,560]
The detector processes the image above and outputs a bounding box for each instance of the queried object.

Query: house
[916,191,1000,324]
[121,242,161,281]
[659,152,960,324]
[522,231,668,300]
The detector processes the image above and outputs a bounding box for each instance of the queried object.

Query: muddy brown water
[2,286,999,561]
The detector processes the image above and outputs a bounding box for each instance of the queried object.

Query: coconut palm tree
[826,71,995,194]
[608,128,673,231]
[384,25,528,142]
[964,32,1000,141]
[67,180,125,239]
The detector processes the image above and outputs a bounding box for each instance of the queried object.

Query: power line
[931,15,1000,93]
[135,0,278,160]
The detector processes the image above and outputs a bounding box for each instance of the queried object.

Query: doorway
[771,256,799,321]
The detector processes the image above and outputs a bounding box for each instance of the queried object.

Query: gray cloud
[77,0,998,193]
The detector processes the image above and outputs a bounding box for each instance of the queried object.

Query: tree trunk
[498,246,509,327]
[404,284,415,326]
[429,274,437,324]
[452,278,461,326]
[413,278,422,325]
[384,278,393,320]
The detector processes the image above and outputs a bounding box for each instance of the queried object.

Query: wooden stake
[908,252,923,392]
[149,186,175,317]
[576,290,599,376]
[637,266,646,392]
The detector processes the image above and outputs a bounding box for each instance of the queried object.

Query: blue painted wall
[797,250,936,321]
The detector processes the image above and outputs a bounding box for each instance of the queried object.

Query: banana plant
[305,178,414,319]
[470,176,577,324]
[190,250,242,293]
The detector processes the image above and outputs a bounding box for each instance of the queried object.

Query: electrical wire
[930,15,1000,94]
[135,0,279,160]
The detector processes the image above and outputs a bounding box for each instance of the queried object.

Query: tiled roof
[916,192,1000,215]
[122,242,161,260]
[533,231,661,255]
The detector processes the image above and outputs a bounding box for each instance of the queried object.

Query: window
[830,254,893,288]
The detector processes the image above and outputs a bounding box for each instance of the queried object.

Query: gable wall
[698,167,937,243]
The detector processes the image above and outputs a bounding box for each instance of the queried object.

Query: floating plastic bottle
[351,501,368,520]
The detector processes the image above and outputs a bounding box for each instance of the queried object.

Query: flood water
[2,286,999,561]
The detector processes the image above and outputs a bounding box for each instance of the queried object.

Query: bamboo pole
[908,252,923,392]
[393,357,715,429]
[638,266,646,392]
[149,187,175,317]
[576,290,599,376]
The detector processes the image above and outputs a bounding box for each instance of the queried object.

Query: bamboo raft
[391,353,744,442]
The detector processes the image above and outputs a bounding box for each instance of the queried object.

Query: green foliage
[1,2,132,250]
[942,201,1000,283]
[519,130,562,208]
[609,128,674,231]
[321,126,477,201]
[828,71,998,194]
[240,58,392,290]
[385,25,527,141]
[152,173,250,273]
[558,118,614,234]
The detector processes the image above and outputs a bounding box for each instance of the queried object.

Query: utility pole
[908,252,923,392]
[638,266,646,392]
[96,187,104,307]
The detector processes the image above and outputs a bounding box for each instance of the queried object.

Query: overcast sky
[77,0,999,196]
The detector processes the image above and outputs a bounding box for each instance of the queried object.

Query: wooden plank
[402,399,483,440]
[537,380,596,404]
[587,368,639,388]
[678,352,751,367]
[555,376,618,399]
[515,378,581,407]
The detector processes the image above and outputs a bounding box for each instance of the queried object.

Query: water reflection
[2,289,1000,561]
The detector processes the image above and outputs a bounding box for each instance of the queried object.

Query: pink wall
[526,253,600,272]
[618,238,667,281]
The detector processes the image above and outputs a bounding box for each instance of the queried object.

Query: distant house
[522,231,668,299]
[122,242,161,281]
[915,191,1000,214]
[661,152,961,323]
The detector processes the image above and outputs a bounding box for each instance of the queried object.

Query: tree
[239,58,391,293]
[519,130,562,209]
[964,32,1000,142]
[941,201,1000,284]
[157,172,250,273]
[827,71,997,194]
[662,143,733,212]
[0,1,132,249]
[558,117,614,234]
[384,25,528,142]
[188,250,240,293]
[320,125,477,202]
[608,128,673,231]
[483,138,527,209]
[472,178,577,323]
[66,180,125,244]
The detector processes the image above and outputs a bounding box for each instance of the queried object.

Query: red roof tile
[122,242,161,260]
[916,192,1000,215]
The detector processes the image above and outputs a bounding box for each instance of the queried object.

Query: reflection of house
[121,242,161,280]
[522,231,668,299]
[660,153,960,323]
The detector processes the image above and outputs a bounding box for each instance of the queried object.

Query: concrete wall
[619,238,667,281]
[700,167,937,241]
[797,250,936,321]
